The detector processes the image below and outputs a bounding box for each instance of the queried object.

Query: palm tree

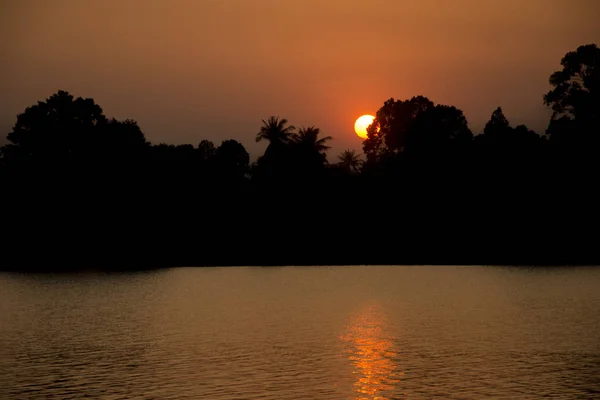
[292,126,333,158]
[256,116,295,146]
[337,149,363,173]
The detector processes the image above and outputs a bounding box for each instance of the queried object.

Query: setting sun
[354,115,375,139]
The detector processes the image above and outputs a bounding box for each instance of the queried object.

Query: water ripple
[1,266,599,399]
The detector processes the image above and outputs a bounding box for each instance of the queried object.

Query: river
[1,266,599,399]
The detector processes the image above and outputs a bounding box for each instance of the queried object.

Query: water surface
[1,266,599,399]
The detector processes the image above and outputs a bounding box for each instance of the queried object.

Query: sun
[354,115,375,139]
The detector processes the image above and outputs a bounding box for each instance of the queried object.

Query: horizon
[1,0,599,160]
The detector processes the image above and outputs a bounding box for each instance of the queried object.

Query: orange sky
[1,0,598,159]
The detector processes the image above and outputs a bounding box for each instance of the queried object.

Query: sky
[1,0,598,160]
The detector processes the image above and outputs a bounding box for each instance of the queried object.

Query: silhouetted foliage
[256,116,295,158]
[251,119,334,190]
[404,104,472,156]
[289,126,332,179]
[476,107,543,151]
[214,139,250,183]
[484,107,510,136]
[5,90,107,162]
[337,150,363,174]
[544,44,599,120]
[252,116,297,187]
[473,107,545,193]
[292,127,332,159]
[363,96,434,162]
[198,139,216,161]
[545,44,600,149]
[1,43,599,270]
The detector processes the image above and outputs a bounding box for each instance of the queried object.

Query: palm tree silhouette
[292,126,333,167]
[256,116,296,145]
[293,127,332,155]
[338,149,364,173]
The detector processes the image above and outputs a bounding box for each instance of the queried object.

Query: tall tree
[215,139,249,182]
[256,116,295,147]
[544,44,599,146]
[363,96,434,162]
[337,149,363,173]
[5,90,107,161]
[477,107,541,145]
[253,117,296,185]
[292,126,332,163]
[197,140,216,161]
[475,107,512,148]
[97,118,149,159]
[474,106,544,184]
[405,104,472,154]
[544,44,599,121]
[284,126,333,183]
[484,107,510,136]
[364,96,473,163]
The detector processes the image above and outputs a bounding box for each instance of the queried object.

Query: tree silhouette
[6,90,107,162]
[544,44,599,147]
[256,116,295,148]
[3,44,600,270]
[484,107,510,136]
[405,104,472,155]
[337,149,363,173]
[292,126,332,163]
[476,107,542,150]
[472,107,545,206]
[96,118,149,160]
[363,96,434,162]
[252,117,296,187]
[214,139,250,182]
[544,44,599,120]
[2,91,152,173]
[282,126,333,184]
[197,139,216,161]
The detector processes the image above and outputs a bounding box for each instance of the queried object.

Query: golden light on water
[341,304,403,400]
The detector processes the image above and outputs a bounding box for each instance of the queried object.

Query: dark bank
[1,44,599,271]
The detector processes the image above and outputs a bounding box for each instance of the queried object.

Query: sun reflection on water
[341,304,403,400]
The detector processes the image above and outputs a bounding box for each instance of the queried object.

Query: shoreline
[3,261,598,273]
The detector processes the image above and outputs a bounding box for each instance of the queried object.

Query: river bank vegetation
[1,44,598,270]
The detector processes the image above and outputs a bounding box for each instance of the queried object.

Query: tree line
[1,43,598,270]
